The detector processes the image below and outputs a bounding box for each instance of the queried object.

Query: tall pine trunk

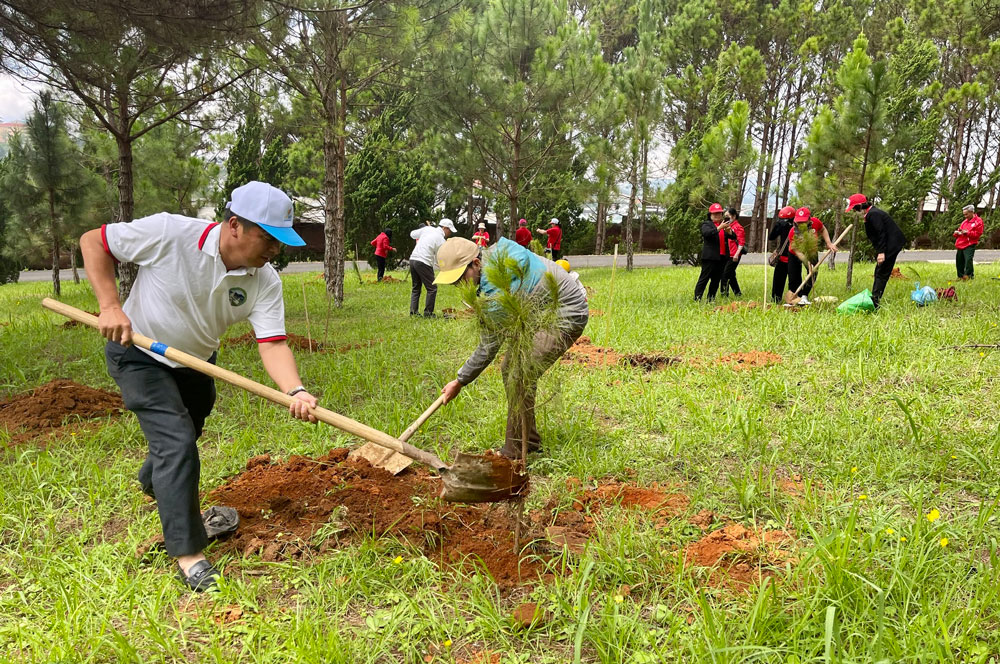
[115,133,137,301]
[846,126,873,288]
[625,159,638,271]
[321,80,348,306]
[71,244,79,283]
[594,199,607,255]
[49,190,60,297]
[638,135,649,253]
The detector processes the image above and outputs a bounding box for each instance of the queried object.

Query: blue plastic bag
[910,282,938,306]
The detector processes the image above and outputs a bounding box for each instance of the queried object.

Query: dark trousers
[771,260,789,303]
[499,323,586,459]
[409,260,437,315]
[720,256,742,296]
[956,246,976,279]
[375,256,386,281]
[694,259,726,301]
[871,251,900,309]
[106,342,216,557]
[545,248,563,261]
[787,255,817,298]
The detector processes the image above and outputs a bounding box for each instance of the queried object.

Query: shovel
[348,394,446,474]
[42,299,528,504]
[783,224,853,306]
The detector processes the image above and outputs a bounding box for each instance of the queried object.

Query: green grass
[2,263,1000,662]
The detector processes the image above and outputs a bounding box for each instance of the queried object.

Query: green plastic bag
[837,289,875,314]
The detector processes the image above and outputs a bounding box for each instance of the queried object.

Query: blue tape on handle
[150,342,168,356]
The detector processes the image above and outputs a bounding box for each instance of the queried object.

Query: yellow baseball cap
[433,237,480,284]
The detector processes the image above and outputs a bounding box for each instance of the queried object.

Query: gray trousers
[500,323,586,458]
[409,260,437,315]
[106,342,216,557]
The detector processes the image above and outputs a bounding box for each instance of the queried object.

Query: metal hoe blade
[439,452,530,503]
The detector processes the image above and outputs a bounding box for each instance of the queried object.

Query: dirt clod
[225,332,380,354]
[207,449,544,588]
[684,523,794,587]
[0,379,122,444]
[714,301,761,313]
[715,351,782,370]
[889,267,907,280]
[511,602,545,628]
[562,336,681,372]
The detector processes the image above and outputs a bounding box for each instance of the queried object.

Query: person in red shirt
[369,228,395,281]
[536,218,563,260]
[769,206,795,302]
[787,206,836,303]
[720,207,745,297]
[694,203,735,301]
[515,218,532,247]
[472,223,490,248]
[954,204,984,280]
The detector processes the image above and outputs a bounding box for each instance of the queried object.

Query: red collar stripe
[198,222,221,250]
[100,224,120,264]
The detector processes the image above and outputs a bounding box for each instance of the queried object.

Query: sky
[0,74,43,123]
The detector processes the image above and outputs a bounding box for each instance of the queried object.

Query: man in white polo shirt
[408,218,456,317]
[79,181,318,592]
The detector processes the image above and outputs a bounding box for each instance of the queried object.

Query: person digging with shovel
[79,181,319,592]
[434,236,589,459]
[787,206,837,306]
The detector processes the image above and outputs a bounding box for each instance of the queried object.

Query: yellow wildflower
[393,555,403,564]
[614,595,624,604]
[940,537,949,548]
[885,528,895,535]
[950,455,957,460]
[851,467,858,474]
[900,536,907,542]
[443,639,452,647]
[926,509,940,523]
[857,494,868,501]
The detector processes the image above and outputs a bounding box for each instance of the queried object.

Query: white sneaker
[797,295,811,306]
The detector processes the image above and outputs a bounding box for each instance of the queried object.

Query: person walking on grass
[537,218,563,260]
[787,206,837,306]
[769,205,795,303]
[409,218,456,317]
[79,181,318,593]
[847,193,907,310]
[472,222,490,248]
[370,228,395,282]
[434,236,588,459]
[515,218,532,247]
[720,207,745,297]
[954,204,984,280]
[694,203,735,302]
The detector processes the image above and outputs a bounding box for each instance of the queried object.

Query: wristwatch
[286,385,307,397]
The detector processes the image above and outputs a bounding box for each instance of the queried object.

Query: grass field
[2,261,1000,663]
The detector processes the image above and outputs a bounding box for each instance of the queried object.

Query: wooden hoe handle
[41,298,443,468]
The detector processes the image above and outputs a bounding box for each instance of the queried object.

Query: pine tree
[217,107,263,219]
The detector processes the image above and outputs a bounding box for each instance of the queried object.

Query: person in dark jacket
[847,193,906,309]
[720,207,745,297]
[694,203,735,302]
[369,228,395,281]
[769,206,795,302]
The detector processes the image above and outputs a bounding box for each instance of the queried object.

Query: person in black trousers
[694,203,735,302]
[847,193,906,309]
[720,207,745,297]
[769,206,795,302]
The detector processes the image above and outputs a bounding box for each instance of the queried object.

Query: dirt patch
[589,309,604,317]
[574,482,690,515]
[562,336,681,372]
[511,602,546,628]
[442,307,475,319]
[225,332,380,354]
[368,275,402,284]
[889,267,908,280]
[715,351,782,370]
[683,523,795,587]
[207,449,544,588]
[713,301,761,314]
[0,379,122,444]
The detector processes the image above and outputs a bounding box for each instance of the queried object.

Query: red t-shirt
[472,231,490,248]
[788,218,824,245]
[370,232,394,258]
[544,226,562,250]
[515,227,532,246]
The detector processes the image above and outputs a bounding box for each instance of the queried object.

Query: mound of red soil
[589,309,605,317]
[715,351,782,370]
[683,523,794,587]
[225,332,380,354]
[61,310,99,327]
[0,379,122,444]
[562,336,681,371]
[574,482,690,514]
[713,301,761,313]
[369,276,402,284]
[889,267,908,280]
[442,307,475,319]
[207,449,543,588]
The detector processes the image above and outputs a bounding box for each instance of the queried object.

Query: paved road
[15,250,999,282]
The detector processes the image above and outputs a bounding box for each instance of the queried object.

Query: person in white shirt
[79,181,318,592]
[408,218,456,317]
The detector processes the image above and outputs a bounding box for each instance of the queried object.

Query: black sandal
[178,560,221,592]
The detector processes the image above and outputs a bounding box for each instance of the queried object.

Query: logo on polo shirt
[229,287,247,307]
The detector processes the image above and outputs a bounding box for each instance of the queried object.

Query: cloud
[0,75,45,122]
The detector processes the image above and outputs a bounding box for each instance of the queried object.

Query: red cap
[708,203,724,213]
[846,193,867,212]
[793,206,811,223]
[518,218,526,226]
[778,205,795,219]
